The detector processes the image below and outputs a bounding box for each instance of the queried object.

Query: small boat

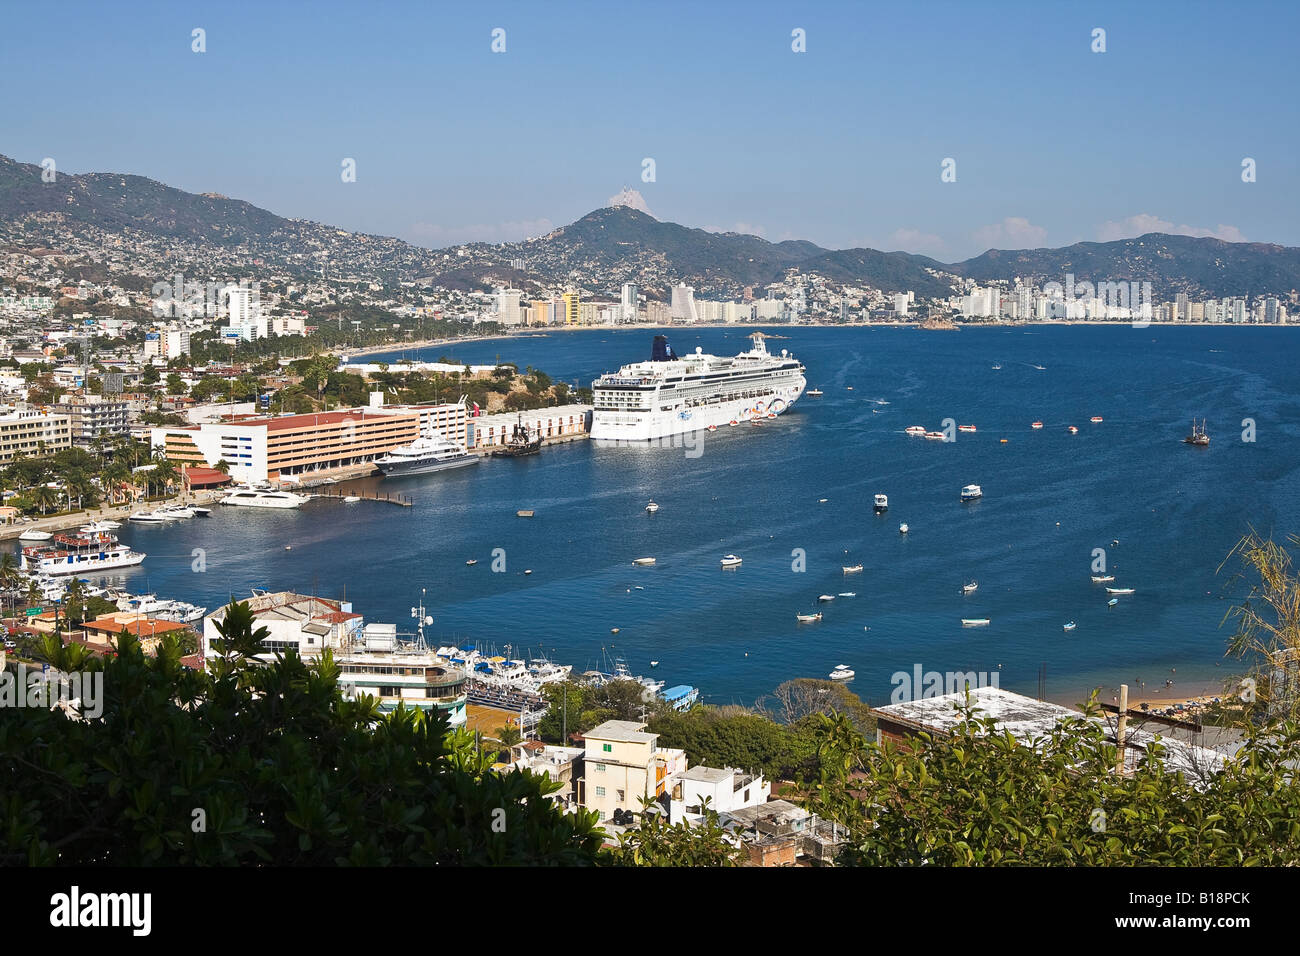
[1184,418,1210,446]
[1090,416,1103,423]
[961,618,990,627]
[838,592,856,597]
[796,612,823,623]
[465,559,478,566]
[818,594,836,602]
[1063,621,1077,631]
[729,419,738,427]
[611,628,620,634]
[645,500,659,513]
[960,484,983,501]
[899,523,909,534]
[957,424,977,433]
[1108,598,1119,607]
[343,495,361,503]
[720,554,742,568]
[524,569,533,575]
[1068,426,1078,434]
[516,509,535,518]
[1031,364,1046,371]
[128,511,167,522]
[845,386,854,391]
[707,424,717,432]
[190,507,211,516]
[991,364,1002,370]
[924,431,946,441]
[842,564,864,574]
[829,665,855,681]
[19,529,53,541]
[633,557,656,566]
[1092,575,1115,583]
[650,660,659,667]
[1031,421,1044,430]
[873,493,888,514]
[767,412,777,420]
[905,426,926,436]
[818,498,828,503]
[962,581,978,594]
[1106,587,1135,595]
[806,388,824,396]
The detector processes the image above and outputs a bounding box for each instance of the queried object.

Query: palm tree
[0,552,17,617]
[31,484,59,515]
[26,578,40,610]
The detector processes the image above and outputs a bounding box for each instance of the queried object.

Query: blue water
[30,326,1300,708]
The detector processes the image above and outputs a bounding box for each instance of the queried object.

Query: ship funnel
[650,335,677,362]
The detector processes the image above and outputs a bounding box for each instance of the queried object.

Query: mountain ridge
[2,153,1296,300]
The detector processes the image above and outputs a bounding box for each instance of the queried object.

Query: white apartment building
[495,288,524,326]
[670,283,698,323]
[0,405,72,463]
[226,286,266,341]
[620,283,639,323]
[667,766,771,825]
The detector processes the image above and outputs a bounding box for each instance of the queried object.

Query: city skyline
[3,0,1296,258]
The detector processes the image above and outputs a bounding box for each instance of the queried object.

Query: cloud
[973,217,1048,250]
[405,218,556,247]
[1097,214,1246,243]
[608,187,654,216]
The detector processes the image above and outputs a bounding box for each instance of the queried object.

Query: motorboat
[899,523,909,534]
[1106,587,1135,595]
[838,592,856,597]
[720,554,743,568]
[466,559,478,566]
[961,618,990,627]
[79,520,121,534]
[924,431,946,441]
[1063,621,1077,631]
[1108,598,1119,607]
[344,495,361,503]
[1068,426,1079,434]
[190,508,211,516]
[1090,416,1103,423]
[220,486,309,509]
[796,612,822,623]
[18,529,53,541]
[818,594,836,602]
[1031,421,1044,429]
[1092,575,1115,583]
[960,484,983,501]
[905,426,926,437]
[842,564,864,574]
[645,500,659,513]
[806,388,824,397]
[829,665,855,681]
[633,557,656,566]
[873,493,888,514]
[962,581,978,594]
[957,424,977,433]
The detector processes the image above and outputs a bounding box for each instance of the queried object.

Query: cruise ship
[589,332,806,442]
[375,430,478,477]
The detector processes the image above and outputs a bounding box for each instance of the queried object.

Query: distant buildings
[669,283,698,323]
[51,395,131,446]
[225,286,266,341]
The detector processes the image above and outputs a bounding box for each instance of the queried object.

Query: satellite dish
[424,615,433,626]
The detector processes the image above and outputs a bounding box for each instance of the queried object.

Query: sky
[2,0,1297,260]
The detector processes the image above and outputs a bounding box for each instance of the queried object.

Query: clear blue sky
[3,0,1296,259]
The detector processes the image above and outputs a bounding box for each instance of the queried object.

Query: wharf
[312,488,413,507]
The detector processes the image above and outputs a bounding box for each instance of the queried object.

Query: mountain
[2,153,1296,301]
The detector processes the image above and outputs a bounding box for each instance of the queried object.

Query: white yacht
[720,554,742,568]
[128,510,168,522]
[829,664,855,681]
[220,486,309,509]
[590,332,806,442]
[960,484,983,501]
[18,528,52,541]
[375,429,477,477]
[873,493,888,514]
[79,520,122,534]
[21,531,145,576]
[645,500,660,513]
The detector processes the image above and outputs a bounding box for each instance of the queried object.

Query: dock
[313,488,413,507]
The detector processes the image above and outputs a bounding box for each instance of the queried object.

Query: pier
[312,488,413,507]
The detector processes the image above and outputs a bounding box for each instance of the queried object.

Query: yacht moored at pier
[21,531,145,576]
[220,485,310,509]
[375,430,478,477]
[590,332,806,442]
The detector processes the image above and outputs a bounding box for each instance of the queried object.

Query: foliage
[607,800,742,867]
[0,601,605,865]
[648,706,821,781]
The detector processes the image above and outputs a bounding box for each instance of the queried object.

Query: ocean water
[28,325,1300,708]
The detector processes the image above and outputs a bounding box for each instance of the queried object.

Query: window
[602,743,612,753]
[595,786,606,798]
[617,789,625,801]
[594,763,606,772]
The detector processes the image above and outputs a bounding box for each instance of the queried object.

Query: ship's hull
[377,454,479,477]
[590,378,806,443]
[219,495,304,509]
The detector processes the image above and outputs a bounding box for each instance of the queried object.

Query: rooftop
[584,719,657,745]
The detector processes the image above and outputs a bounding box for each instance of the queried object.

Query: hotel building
[0,405,72,463]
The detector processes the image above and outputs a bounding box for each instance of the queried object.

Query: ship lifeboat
[1031,421,1044,429]
[1090,416,1103,423]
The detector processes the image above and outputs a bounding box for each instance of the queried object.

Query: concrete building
[151,408,420,484]
[562,291,580,326]
[670,283,698,323]
[495,288,524,326]
[579,720,687,823]
[621,283,639,323]
[667,765,771,825]
[466,404,592,451]
[0,405,72,463]
[51,395,131,446]
[226,286,266,341]
[367,394,470,447]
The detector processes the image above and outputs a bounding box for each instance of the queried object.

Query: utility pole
[1115,683,1129,777]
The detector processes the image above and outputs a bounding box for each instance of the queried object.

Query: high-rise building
[621,283,639,323]
[495,288,523,326]
[562,291,580,325]
[670,284,698,322]
[226,286,266,341]
[1175,293,1189,322]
